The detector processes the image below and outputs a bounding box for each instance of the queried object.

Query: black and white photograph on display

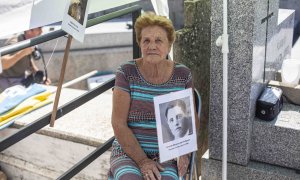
[160,97,193,143]
[62,0,90,42]
[67,0,87,25]
[154,88,197,163]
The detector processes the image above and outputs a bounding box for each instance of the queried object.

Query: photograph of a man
[67,0,88,25]
[161,98,193,143]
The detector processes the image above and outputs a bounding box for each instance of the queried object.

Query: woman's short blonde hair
[134,12,176,46]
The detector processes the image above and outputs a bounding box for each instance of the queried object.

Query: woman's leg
[109,156,143,180]
[108,157,179,180]
[160,160,179,180]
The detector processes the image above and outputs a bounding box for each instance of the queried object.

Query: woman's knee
[113,165,143,180]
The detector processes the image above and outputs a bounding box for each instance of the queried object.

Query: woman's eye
[143,39,149,43]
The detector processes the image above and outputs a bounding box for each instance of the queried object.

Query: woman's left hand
[178,154,190,177]
[139,158,164,180]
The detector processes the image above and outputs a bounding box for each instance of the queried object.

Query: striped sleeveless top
[111,60,193,160]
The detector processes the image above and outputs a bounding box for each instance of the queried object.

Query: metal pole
[0,5,142,56]
[222,0,229,179]
[61,70,98,89]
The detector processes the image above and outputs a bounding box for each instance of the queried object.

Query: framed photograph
[61,0,90,42]
[154,88,198,163]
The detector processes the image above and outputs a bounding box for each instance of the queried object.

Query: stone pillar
[173,0,211,173]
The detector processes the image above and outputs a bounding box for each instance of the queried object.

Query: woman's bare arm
[111,88,148,165]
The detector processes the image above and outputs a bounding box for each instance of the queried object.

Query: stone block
[209,0,296,167]
[184,1,197,28]
[251,103,300,170]
[210,0,265,166]
[201,151,300,180]
[265,9,294,82]
[280,0,300,38]
[184,0,211,28]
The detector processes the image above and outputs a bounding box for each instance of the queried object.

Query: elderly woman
[108,12,196,180]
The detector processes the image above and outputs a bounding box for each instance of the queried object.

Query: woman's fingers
[148,170,158,180]
[156,162,165,171]
[140,159,164,180]
[152,167,162,180]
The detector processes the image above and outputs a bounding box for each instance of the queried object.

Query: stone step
[251,103,300,171]
[0,85,114,179]
[201,151,300,180]
[0,128,111,180]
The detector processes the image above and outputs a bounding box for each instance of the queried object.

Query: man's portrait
[154,88,197,162]
[67,0,88,25]
[159,97,193,143]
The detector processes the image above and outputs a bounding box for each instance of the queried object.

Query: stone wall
[35,24,132,90]
[280,0,300,42]
[173,0,211,173]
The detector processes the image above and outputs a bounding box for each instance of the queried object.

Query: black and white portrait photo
[62,0,90,42]
[154,88,197,163]
[67,0,88,25]
[160,97,193,143]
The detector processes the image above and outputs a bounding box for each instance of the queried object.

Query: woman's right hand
[138,158,165,180]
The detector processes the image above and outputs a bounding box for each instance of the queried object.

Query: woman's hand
[138,158,165,180]
[177,155,190,177]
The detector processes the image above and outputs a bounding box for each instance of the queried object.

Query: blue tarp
[0,84,46,115]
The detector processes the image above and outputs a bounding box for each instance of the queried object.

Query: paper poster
[0,0,140,38]
[153,88,198,163]
[61,0,91,42]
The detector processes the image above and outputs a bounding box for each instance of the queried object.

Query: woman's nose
[148,42,156,50]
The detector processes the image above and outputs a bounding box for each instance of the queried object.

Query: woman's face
[140,25,170,64]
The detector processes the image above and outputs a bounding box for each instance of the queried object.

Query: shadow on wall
[280,0,300,43]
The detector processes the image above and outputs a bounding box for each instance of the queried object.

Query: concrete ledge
[201,150,300,180]
[252,103,300,170]
[0,128,111,179]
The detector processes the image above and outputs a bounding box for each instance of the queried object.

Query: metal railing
[0,5,141,58]
[0,5,141,179]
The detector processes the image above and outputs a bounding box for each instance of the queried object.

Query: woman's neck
[137,58,173,84]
